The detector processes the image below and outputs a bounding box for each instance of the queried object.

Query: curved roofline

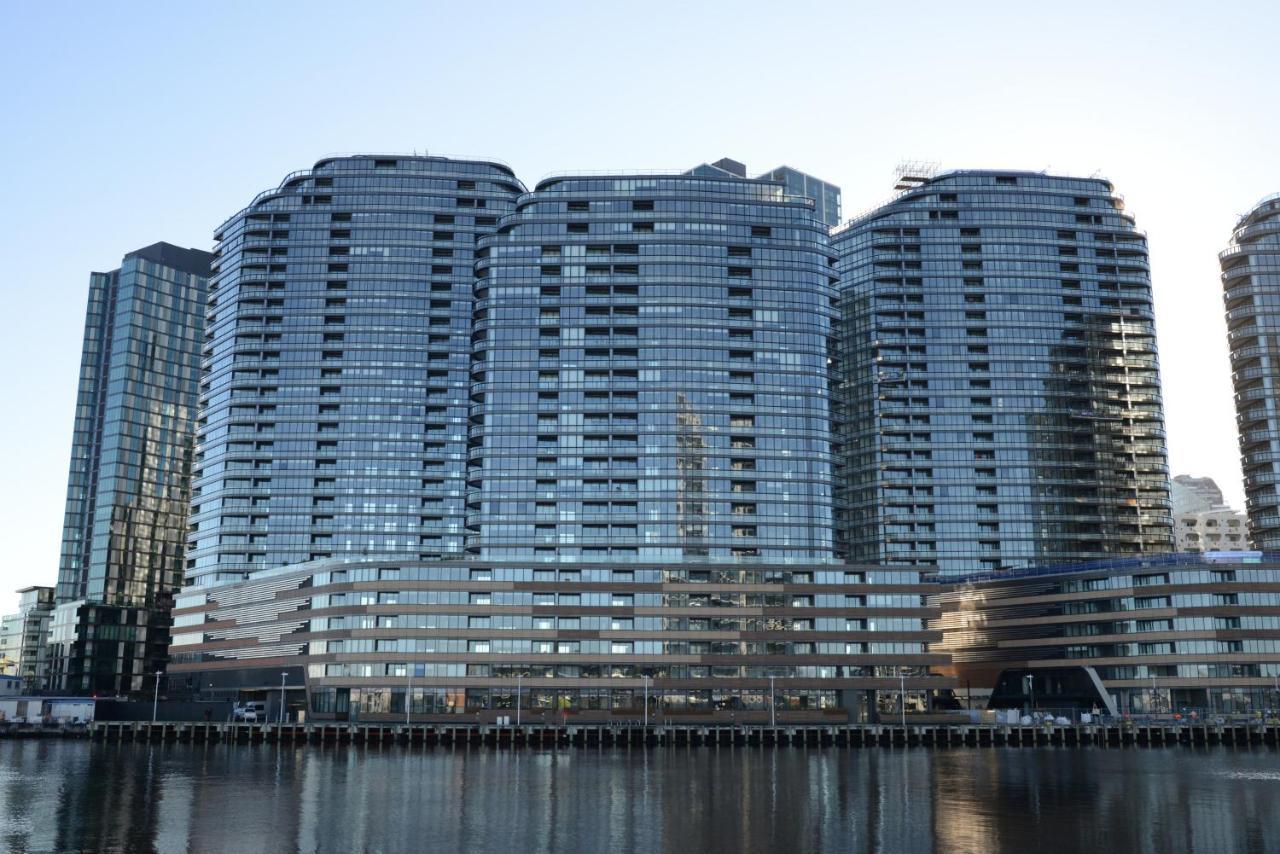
[927,167,1112,187]
[834,167,1119,235]
[533,170,785,193]
[214,153,525,236]
[1233,193,1280,231]
[311,152,517,179]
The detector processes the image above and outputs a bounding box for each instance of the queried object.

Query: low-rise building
[1171,475,1249,552]
[0,587,54,692]
[167,559,950,724]
[0,614,18,675]
[933,552,1280,715]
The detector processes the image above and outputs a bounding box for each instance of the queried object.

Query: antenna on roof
[893,160,940,191]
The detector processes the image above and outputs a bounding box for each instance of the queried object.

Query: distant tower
[57,244,213,605]
[51,243,212,693]
[1221,195,1280,549]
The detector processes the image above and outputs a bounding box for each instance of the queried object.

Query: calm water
[1,740,1277,853]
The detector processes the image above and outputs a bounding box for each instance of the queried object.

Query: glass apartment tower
[167,159,960,721]
[51,243,211,692]
[833,171,1172,574]
[1222,194,1280,548]
[57,243,213,605]
[467,171,837,562]
[187,156,523,586]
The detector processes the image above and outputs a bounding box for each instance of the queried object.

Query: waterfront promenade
[3,719,1277,750]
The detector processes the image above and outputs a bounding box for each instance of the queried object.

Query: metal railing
[939,550,1273,584]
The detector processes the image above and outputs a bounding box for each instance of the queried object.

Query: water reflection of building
[932,749,1275,853]
[933,552,1280,714]
[5,741,1276,852]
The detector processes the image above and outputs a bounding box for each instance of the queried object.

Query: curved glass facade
[466,173,837,562]
[1221,196,1280,548]
[168,557,946,723]
[934,553,1280,714]
[57,243,212,607]
[834,171,1172,574]
[187,156,523,586]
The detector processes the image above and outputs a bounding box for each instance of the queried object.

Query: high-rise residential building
[49,243,211,693]
[167,156,956,722]
[186,156,524,587]
[833,170,1172,574]
[57,243,213,604]
[466,169,838,562]
[1171,474,1226,512]
[1221,195,1280,549]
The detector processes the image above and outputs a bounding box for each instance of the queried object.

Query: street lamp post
[279,672,287,725]
[406,670,412,727]
[769,675,776,727]
[152,671,162,723]
[516,673,522,727]
[1151,675,1158,715]
[899,670,906,728]
[643,675,650,729]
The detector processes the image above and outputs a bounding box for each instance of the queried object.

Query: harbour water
[0,740,1276,853]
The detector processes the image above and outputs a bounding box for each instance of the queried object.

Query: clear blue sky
[2,0,1277,611]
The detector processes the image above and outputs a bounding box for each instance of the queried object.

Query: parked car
[232,702,266,722]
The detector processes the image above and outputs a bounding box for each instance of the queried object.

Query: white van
[232,701,267,722]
